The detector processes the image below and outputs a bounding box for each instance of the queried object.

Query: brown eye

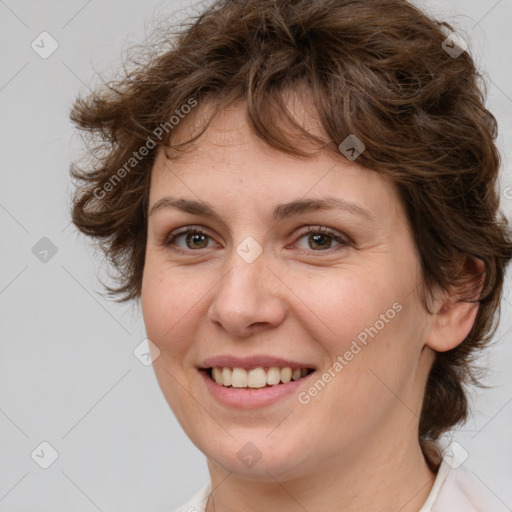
[184,232,209,249]
[307,233,334,250]
[165,227,214,251]
[294,226,348,252]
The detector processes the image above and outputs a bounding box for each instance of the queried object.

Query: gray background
[1,0,511,510]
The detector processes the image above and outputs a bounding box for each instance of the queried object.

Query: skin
[141,101,480,512]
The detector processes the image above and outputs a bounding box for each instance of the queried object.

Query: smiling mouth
[203,366,315,389]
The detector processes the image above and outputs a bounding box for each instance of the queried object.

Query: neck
[205,433,437,512]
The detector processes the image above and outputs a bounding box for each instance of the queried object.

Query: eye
[292,226,348,252]
[163,226,216,252]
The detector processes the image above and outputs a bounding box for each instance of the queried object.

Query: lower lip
[199,369,315,408]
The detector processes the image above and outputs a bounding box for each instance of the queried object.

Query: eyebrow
[149,196,375,222]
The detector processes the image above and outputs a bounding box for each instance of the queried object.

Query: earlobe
[425,256,485,353]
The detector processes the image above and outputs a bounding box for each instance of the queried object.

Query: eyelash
[162,225,349,255]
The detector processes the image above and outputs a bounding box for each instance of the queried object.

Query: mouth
[201,366,316,389]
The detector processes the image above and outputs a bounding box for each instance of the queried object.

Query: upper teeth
[212,367,310,388]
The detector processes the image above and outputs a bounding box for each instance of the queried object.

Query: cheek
[141,258,202,358]
[141,263,205,418]
[316,289,426,421]
[296,268,396,354]
[298,265,419,396]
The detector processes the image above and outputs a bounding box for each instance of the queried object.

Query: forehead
[149,100,404,226]
[164,91,326,157]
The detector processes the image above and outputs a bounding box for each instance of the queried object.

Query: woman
[69,0,512,510]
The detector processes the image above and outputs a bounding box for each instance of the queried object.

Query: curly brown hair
[69,0,512,465]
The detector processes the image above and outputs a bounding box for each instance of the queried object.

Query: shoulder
[172,481,211,512]
[421,445,509,512]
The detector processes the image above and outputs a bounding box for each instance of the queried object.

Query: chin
[199,431,315,481]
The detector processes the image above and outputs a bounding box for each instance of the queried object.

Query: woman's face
[141,103,437,480]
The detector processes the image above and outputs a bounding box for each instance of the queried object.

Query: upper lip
[199,355,316,370]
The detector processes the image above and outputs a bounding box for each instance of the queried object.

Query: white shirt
[173,459,509,512]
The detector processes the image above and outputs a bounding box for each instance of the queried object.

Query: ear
[425,256,485,353]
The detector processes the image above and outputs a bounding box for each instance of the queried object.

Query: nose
[207,250,287,337]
